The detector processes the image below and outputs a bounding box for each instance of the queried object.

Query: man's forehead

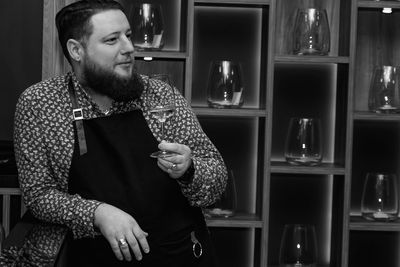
[90,9,130,35]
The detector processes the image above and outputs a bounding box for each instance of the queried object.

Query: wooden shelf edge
[193,107,267,117]
[354,111,400,121]
[275,55,349,64]
[194,0,270,6]
[134,51,187,60]
[0,187,21,195]
[350,216,400,231]
[205,213,262,228]
[270,161,346,175]
[358,1,400,9]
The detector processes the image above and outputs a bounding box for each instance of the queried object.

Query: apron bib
[66,110,209,266]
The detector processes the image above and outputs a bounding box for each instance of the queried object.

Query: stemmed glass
[149,74,176,158]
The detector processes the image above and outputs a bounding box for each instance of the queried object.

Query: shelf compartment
[193,107,267,117]
[192,4,268,109]
[350,216,400,231]
[121,0,188,52]
[349,231,400,267]
[351,120,400,214]
[198,117,264,216]
[270,161,345,175]
[210,228,260,267]
[271,63,349,166]
[267,174,344,267]
[206,213,262,228]
[354,9,400,112]
[275,0,351,57]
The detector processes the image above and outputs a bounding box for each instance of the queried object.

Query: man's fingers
[125,236,141,261]
[133,227,150,254]
[110,239,124,261]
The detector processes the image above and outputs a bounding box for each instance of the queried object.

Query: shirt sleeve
[170,89,228,207]
[14,88,102,239]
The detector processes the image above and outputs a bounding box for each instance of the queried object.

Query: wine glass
[292,8,330,55]
[206,60,244,108]
[130,3,165,51]
[368,66,400,113]
[279,224,318,267]
[203,169,237,218]
[361,172,399,221]
[284,118,323,166]
[149,74,176,158]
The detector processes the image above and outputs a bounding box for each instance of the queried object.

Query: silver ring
[118,238,128,248]
[171,163,177,170]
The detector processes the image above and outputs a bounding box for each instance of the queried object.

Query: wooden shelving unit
[40,0,400,266]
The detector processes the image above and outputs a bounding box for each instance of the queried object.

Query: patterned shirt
[14,72,227,239]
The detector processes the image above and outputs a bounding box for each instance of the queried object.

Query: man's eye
[105,38,117,44]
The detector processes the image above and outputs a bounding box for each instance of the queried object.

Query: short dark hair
[55,0,126,63]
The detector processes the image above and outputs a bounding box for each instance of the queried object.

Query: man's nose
[121,35,134,54]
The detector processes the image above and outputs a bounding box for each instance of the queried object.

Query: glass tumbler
[131,3,164,51]
[207,60,244,108]
[279,224,318,267]
[203,170,237,218]
[284,118,323,166]
[361,173,399,221]
[292,8,330,55]
[368,66,400,113]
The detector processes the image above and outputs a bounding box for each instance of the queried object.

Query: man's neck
[74,70,113,112]
[84,86,113,112]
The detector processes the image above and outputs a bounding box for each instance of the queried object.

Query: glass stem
[161,122,164,142]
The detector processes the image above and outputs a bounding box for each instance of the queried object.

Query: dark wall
[0,1,43,141]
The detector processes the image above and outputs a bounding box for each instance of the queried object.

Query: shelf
[354,111,400,121]
[193,107,267,117]
[275,55,350,64]
[358,1,400,9]
[205,213,262,228]
[134,51,187,60]
[350,216,400,231]
[195,0,270,5]
[270,161,345,175]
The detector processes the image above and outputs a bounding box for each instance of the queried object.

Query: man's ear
[66,39,84,62]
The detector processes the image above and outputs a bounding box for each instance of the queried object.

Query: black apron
[66,110,216,267]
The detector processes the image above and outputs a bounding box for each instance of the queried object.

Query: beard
[82,57,144,102]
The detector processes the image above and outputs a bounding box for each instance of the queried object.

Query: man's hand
[94,203,150,261]
[157,141,192,179]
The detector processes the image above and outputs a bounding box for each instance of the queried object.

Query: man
[11,0,227,266]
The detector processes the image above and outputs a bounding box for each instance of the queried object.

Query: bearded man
[12,0,227,266]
